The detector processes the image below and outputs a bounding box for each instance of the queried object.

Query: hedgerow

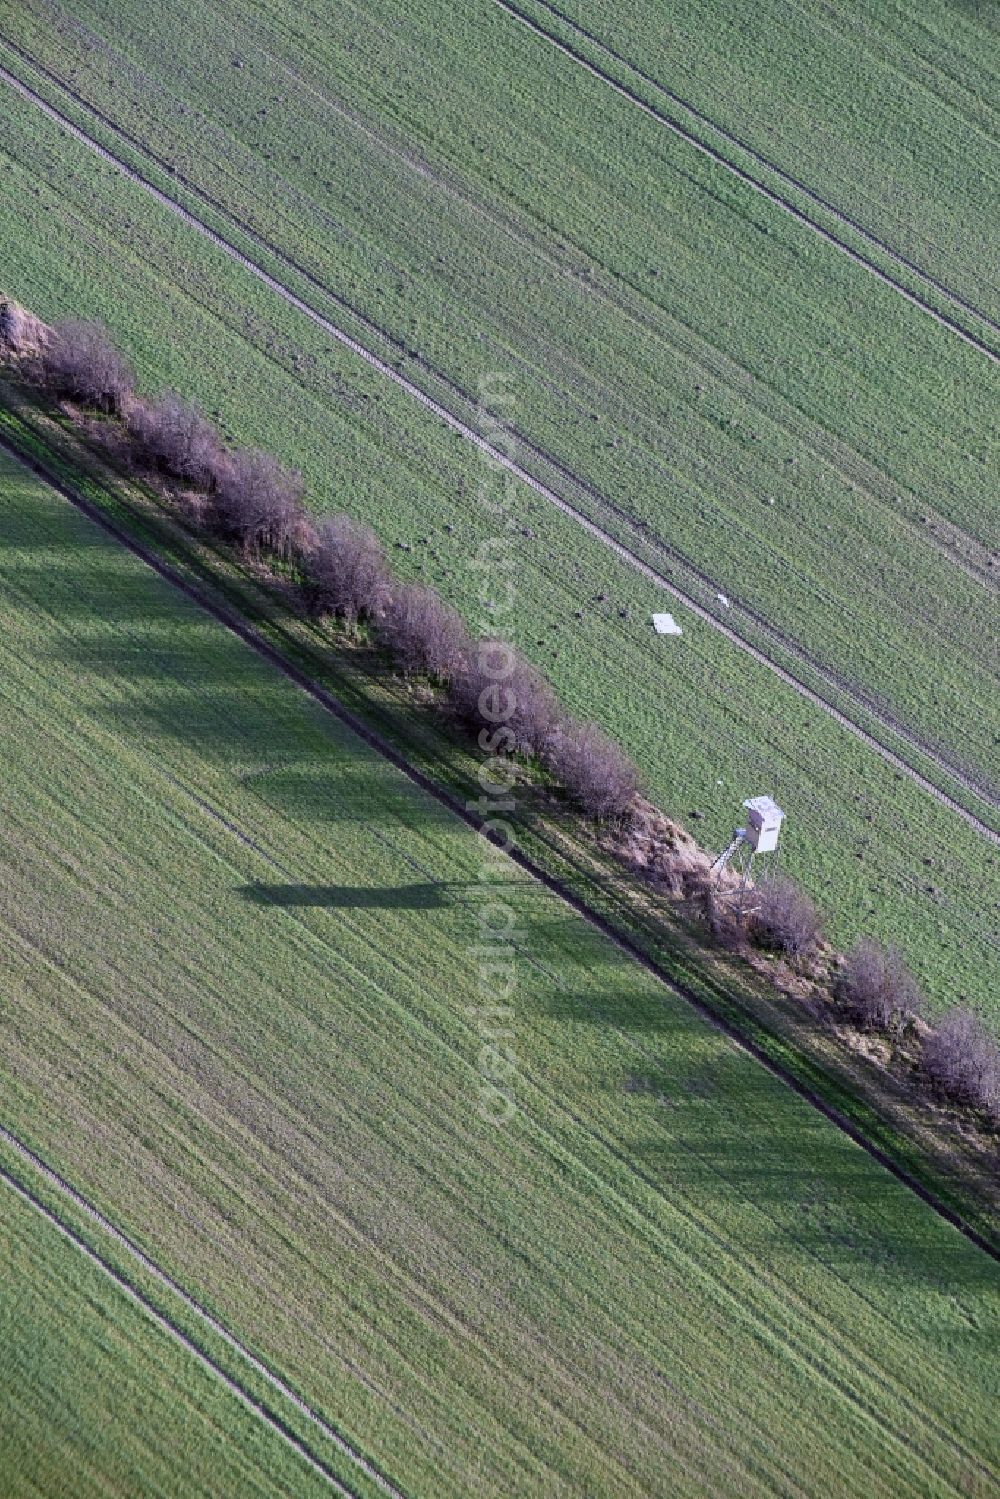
[6,304,997,1133]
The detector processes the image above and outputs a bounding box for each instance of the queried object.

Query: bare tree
[507,655,561,757]
[380,583,469,680]
[206,447,305,559]
[449,640,559,757]
[689,877,743,950]
[545,718,640,822]
[41,318,133,413]
[128,391,223,488]
[923,1008,1000,1119]
[837,938,922,1031]
[0,300,27,351]
[290,511,320,563]
[748,874,822,960]
[303,513,392,624]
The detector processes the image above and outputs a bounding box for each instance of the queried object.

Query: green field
[0,1172,331,1498]
[1,4,999,1493]
[0,5,997,1027]
[1,449,999,1495]
[1,0,997,794]
[514,0,1000,324]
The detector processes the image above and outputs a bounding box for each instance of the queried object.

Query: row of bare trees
[743,884,999,1121]
[32,317,644,824]
[22,313,1000,1124]
[835,938,999,1117]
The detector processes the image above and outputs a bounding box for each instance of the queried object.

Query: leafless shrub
[40,318,133,412]
[303,513,392,624]
[923,1008,1000,1120]
[290,510,320,563]
[380,583,469,680]
[837,937,923,1031]
[700,885,745,950]
[748,874,822,960]
[0,300,48,359]
[128,392,223,489]
[206,447,305,559]
[545,718,640,822]
[449,640,560,757]
[509,662,561,757]
[0,300,32,352]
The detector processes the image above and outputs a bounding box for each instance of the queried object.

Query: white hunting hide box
[742,796,783,853]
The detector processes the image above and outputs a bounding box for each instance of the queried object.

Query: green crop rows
[0,1169,331,1497]
[0,13,996,1024]
[1,448,999,1495]
[521,0,1000,324]
[1,2,998,1492]
[1,0,997,797]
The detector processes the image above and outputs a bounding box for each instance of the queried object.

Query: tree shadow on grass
[240,881,456,909]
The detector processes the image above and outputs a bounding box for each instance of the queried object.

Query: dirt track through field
[0,1134,399,1499]
[493,0,1000,361]
[0,54,997,843]
[2,432,996,1275]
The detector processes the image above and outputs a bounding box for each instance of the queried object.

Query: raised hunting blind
[711,795,785,909]
[742,795,784,854]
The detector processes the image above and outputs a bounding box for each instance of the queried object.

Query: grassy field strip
[47,0,997,592]
[175,0,1000,549]
[7,0,998,775]
[0,1156,368,1498]
[4,420,999,1260]
[206,0,1000,684]
[0,55,996,846]
[0,913,412,1499]
[5,455,1000,1499]
[0,1118,401,1499]
[0,723,812,1492]
[516,0,1000,321]
[5,8,995,785]
[494,0,1000,354]
[0,931,761,1498]
[7,11,1000,644]
[814,0,1000,122]
[0,467,761,1487]
[242,29,999,623]
[0,1169,357,1499]
[0,668,989,1499]
[0,789,820,1499]
[2,78,998,1024]
[3,20,995,734]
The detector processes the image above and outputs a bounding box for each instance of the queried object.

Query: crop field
[0,2,998,1030]
[505,0,1000,326]
[1,0,997,802]
[2,451,999,1494]
[0,1171,334,1498]
[0,2,998,1495]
